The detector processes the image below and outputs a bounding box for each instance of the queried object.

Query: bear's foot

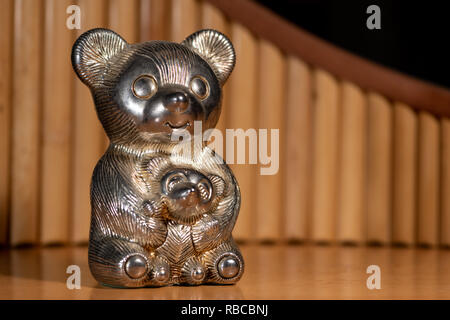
[148,256,171,286]
[180,257,207,285]
[202,240,244,284]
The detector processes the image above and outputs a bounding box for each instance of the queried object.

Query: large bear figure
[72,28,243,287]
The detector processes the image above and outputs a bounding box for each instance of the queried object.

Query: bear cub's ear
[182,29,235,85]
[72,28,127,88]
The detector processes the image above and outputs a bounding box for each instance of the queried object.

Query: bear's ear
[72,28,127,88]
[182,29,235,85]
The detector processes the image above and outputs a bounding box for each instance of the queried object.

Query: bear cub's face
[72,28,235,144]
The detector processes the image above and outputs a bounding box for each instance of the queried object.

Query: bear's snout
[165,92,189,114]
[137,86,203,136]
[169,182,200,207]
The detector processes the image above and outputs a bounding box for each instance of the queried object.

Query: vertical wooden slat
[227,23,258,242]
[441,118,450,246]
[337,82,367,244]
[10,0,43,245]
[392,103,417,245]
[0,0,13,245]
[311,69,340,243]
[255,39,285,242]
[201,1,230,137]
[170,0,200,42]
[201,2,229,34]
[109,0,139,43]
[71,0,107,244]
[139,0,171,42]
[366,92,392,244]
[284,56,312,241]
[417,112,440,246]
[40,0,75,244]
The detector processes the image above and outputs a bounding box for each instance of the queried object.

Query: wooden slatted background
[1,0,450,248]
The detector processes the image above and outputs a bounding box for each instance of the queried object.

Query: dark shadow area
[257,0,450,89]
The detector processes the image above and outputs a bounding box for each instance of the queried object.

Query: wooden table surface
[1,244,450,299]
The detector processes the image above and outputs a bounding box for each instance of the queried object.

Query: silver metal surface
[125,254,148,279]
[72,28,243,288]
[218,255,240,279]
[191,266,206,281]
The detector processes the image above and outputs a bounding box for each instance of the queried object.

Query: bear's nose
[165,92,188,113]
[170,182,201,207]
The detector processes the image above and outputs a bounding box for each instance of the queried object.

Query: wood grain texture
[337,82,367,244]
[255,39,285,242]
[40,0,75,244]
[139,0,172,42]
[0,0,13,245]
[226,23,258,242]
[284,56,312,241]
[201,0,230,137]
[392,103,418,245]
[201,1,229,35]
[71,0,108,244]
[10,0,43,245]
[441,118,450,247]
[170,0,200,42]
[3,244,450,299]
[108,0,139,43]
[366,92,393,244]
[417,112,440,246]
[311,69,340,243]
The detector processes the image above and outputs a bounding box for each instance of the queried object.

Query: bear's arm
[90,152,167,249]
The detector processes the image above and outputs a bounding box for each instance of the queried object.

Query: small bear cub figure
[72,28,243,287]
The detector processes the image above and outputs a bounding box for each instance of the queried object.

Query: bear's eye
[190,76,209,100]
[132,75,157,99]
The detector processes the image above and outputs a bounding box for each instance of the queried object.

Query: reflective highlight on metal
[125,254,148,279]
[71,28,243,287]
[218,255,240,279]
[191,266,206,281]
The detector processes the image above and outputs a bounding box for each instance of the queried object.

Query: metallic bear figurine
[71,28,243,287]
